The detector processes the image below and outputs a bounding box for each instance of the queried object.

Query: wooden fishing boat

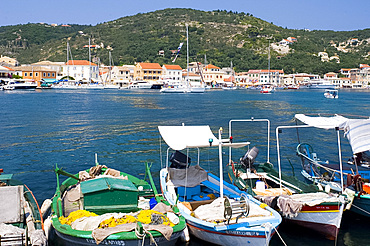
[225,118,347,240]
[294,114,370,217]
[0,169,46,245]
[158,124,282,246]
[47,159,187,246]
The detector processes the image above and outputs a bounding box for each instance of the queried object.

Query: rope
[262,222,287,246]
[135,224,158,246]
[24,184,44,230]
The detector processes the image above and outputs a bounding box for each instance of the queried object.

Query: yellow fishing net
[59,210,98,225]
[59,209,175,228]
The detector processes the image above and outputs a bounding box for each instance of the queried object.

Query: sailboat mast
[268,40,271,84]
[186,23,189,87]
[89,38,91,82]
[67,42,69,80]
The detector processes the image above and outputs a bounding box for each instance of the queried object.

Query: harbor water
[0,88,369,245]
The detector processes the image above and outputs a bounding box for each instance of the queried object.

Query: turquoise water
[0,88,369,245]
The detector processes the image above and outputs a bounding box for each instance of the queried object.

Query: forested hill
[0,8,369,75]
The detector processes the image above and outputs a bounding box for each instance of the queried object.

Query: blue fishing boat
[158,124,282,246]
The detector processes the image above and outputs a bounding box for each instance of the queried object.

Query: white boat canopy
[340,119,370,154]
[158,125,249,150]
[294,114,348,130]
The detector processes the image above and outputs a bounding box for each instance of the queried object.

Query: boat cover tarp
[294,114,348,130]
[168,165,208,187]
[340,119,370,154]
[158,125,249,150]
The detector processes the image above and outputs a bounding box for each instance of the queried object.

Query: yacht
[3,80,37,90]
[308,79,336,89]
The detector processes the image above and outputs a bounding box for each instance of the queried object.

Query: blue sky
[1,0,369,31]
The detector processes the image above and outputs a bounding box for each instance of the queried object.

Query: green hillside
[0,8,369,75]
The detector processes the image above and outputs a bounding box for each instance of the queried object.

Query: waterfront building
[161,64,182,81]
[182,71,202,87]
[235,72,249,87]
[0,65,14,80]
[62,60,99,82]
[32,61,64,80]
[202,64,224,86]
[248,69,284,86]
[134,62,162,82]
[13,66,57,82]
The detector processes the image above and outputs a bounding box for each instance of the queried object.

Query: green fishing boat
[47,159,187,246]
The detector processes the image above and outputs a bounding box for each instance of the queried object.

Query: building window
[43,73,46,76]
[30,72,32,77]
[25,72,28,76]
[35,72,38,76]
[52,73,55,77]
[48,73,50,77]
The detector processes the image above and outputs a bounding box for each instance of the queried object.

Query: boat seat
[177,185,200,200]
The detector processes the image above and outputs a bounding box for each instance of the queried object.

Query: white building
[62,60,99,81]
[161,64,183,81]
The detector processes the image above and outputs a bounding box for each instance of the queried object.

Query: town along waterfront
[0,88,369,246]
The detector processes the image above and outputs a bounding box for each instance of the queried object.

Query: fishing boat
[0,169,47,245]
[47,157,187,245]
[158,124,282,245]
[324,89,338,98]
[260,85,274,94]
[225,118,347,240]
[294,114,370,217]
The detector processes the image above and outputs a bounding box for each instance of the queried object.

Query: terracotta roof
[205,64,220,69]
[138,63,162,69]
[66,60,97,66]
[224,76,234,82]
[260,69,284,73]
[163,64,182,70]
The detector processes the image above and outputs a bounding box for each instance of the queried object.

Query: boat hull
[351,195,370,217]
[159,168,281,246]
[284,204,344,240]
[52,227,183,246]
[187,220,274,246]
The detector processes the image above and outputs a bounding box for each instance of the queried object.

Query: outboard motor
[169,150,191,169]
[240,147,259,170]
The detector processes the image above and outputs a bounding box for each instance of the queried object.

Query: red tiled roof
[66,60,97,66]
[163,64,182,70]
[3,66,13,71]
[139,63,162,69]
[205,64,220,69]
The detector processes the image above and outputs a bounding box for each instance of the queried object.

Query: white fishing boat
[225,118,347,240]
[158,123,282,245]
[294,114,370,217]
[324,89,338,98]
[260,85,274,94]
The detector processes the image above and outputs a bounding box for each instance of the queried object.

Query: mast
[186,23,189,88]
[268,40,271,84]
[109,51,112,83]
[67,42,69,80]
[88,38,91,82]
